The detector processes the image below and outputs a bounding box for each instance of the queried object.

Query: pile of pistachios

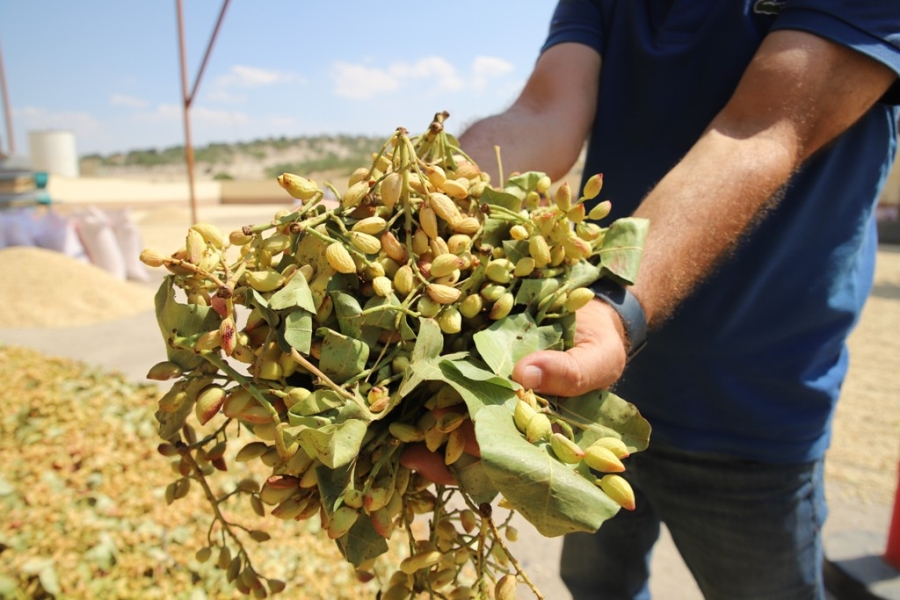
[140,112,651,599]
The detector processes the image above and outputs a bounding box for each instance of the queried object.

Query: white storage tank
[29,130,80,178]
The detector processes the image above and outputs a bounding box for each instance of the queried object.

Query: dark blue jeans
[560,442,828,599]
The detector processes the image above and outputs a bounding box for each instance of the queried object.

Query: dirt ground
[828,245,900,507]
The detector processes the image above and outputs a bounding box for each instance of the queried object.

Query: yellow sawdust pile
[0,247,155,328]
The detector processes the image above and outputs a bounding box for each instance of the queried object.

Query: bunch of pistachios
[140,112,650,599]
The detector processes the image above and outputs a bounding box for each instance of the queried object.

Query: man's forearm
[630,127,795,327]
[459,43,601,184]
[630,31,895,329]
[459,107,583,183]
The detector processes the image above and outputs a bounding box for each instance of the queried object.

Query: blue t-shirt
[543,0,900,463]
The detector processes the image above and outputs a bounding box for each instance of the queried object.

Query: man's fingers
[512,345,616,397]
[400,443,455,485]
[511,299,628,396]
[431,407,481,457]
[459,419,480,457]
[399,415,480,485]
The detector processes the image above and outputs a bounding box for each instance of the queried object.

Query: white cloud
[204,89,246,104]
[471,56,514,90]
[110,93,149,109]
[10,100,297,155]
[133,103,182,122]
[132,103,251,127]
[216,65,303,89]
[266,115,298,128]
[14,105,103,136]
[389,56,465,91]
[332,55,515,100]
[332,62,399,100]
[11,106,108,155]
[192,106,251,126]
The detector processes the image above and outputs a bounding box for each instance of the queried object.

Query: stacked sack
[0,206,149,282]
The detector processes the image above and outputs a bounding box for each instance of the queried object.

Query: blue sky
[0,2,558,157]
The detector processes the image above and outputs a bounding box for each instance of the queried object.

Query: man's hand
[400,300,628,484]
[399,407,480,486]
[512,299,628,396]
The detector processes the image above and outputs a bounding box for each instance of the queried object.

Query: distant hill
[79,134,388,182]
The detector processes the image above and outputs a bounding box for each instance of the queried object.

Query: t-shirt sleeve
[772,1,900,103]
[540,0,605,56]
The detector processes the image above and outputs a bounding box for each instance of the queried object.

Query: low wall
[220,179,292,205]
[882,155,900,207]
[35,156,900,212]
[46,176,221,208]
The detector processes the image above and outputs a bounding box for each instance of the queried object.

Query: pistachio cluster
[140,112,646,599]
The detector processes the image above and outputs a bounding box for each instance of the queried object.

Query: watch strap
[589,279,648,359]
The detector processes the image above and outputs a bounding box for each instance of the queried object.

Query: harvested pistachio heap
[140,112,651,599]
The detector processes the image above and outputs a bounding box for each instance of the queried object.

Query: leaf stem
[203,354,282,424]
[288,348,372,419]
[178,446,253,572]
[482,512,544,600]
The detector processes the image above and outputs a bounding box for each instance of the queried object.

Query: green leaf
[336,511,389,566]
[397,313,417,341]
[439,360,517,417]
[412,318,443,362]
[557,389,651,453]
[295,229,331,276]
[398,356,442,399]
[332,291,364,338]
[269,274,317,313]
[295,419,368,469]
[565,260,603,289]
[287,389,345,417]
[38,565,61,597]
[472,313,544,378]
[480,216,511,249]
[475,405,620,537]
[0,575,20,597]
[244,288,279,325]
[515,277,560,309]
[559,312,577,349]
[155,389,195,441]
[481,186,523,212]
[316,462,388,564]
[360,294,402,329]
[598,217,649,285]
[506,171,545,193]
[502,239,529,265]
[154,277,220,371]
[282,309,312,354]
[318,329,369,384]
[536,323,565,352]
[450,453,498,506]
[396,318,448,397]
[85,538,117,571]
[396,353,472,400]
[443,357,519,391]
[316,462,352,513]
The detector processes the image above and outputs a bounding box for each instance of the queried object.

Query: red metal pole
[884,460,900,569]
[175,0,198,225]
[175,0,230,225]
[0,34,16,155]
[189,0,231,105]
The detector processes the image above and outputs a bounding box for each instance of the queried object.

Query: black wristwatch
[589,279,648,360]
